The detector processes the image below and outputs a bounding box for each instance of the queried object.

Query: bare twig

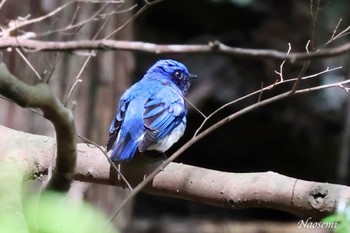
[257,81,264,102]
[37,3,110,38]
[99,4,137,18]
[77,135,133,191]
[44,53,62,83]
[106,0,164,38]
[309,0,321,50]
[0,1,125,38]
[193,66,342,137]
[274,43,292,82]
[290,61,311,94]
[65,79,82,106]
[323,19,350,48]
[0,1,75,37]
[64,2,117,106]
[290,2,348,94]
[0,38,349,62]
[15,48,42,80]
[305,40,311,53]
[183,95,206,118]
[290,40,313,94]
[329,18,343,43]
[64,0,141,106]
[0,0,8,10]
[69,3,81,27]
[332,25,350,42]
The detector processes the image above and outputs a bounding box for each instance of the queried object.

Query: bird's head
[145,59,197,95]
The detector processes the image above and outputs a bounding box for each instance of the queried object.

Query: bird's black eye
[174,70,184,79]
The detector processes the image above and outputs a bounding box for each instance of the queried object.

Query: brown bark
[1,125,348,220]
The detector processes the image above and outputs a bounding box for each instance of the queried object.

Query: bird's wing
[139,89,186,152]
[106,89,133,152]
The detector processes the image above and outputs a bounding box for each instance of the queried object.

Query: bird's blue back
[107,59,196,161]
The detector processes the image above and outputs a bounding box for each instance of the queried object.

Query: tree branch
[0,62,76,192]
[0,38,349,61]
[0,125,348,220]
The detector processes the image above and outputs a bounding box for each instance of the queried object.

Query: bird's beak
[189,74,198,80]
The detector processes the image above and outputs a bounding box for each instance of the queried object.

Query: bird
[107,59,197,162]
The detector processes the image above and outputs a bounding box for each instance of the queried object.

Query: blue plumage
[107,59,197,162]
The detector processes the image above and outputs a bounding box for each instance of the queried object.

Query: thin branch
[44,53,61,83]
[183,95,206,118]
[309,0,320,50]
[65,79,82,106]
[274,42,292,82]
[15,48,42,80]
[99,4,137,18]
[64,2,117,106]
[69,3,81,27]
[290,40,313,94]
[77,135,133,191]
[64,0,134,106]
[290,61,311,94]
[106,0,164,39]
[290,7,349,93]
[323,19,350,48]
[257,81,264,102]
[0,1,124,38]
[193,66,342,137]
[0,0,8,10]
[329,18,343,43]
[305,39,311,53]
[0,1,75,37]
[36,3,110,38]
[0,38,349,61]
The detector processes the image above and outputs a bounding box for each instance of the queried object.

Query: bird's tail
[111,132,139,161]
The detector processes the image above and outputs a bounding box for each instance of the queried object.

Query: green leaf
[24,191,119,233]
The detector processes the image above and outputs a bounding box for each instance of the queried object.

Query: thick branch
[0,63,76,192]
[0,38,349,62]
[1,125,349,219]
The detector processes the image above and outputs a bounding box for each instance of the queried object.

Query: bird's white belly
[147,122,186,152]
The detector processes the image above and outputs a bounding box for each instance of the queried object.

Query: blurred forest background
[0,0,350,232]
